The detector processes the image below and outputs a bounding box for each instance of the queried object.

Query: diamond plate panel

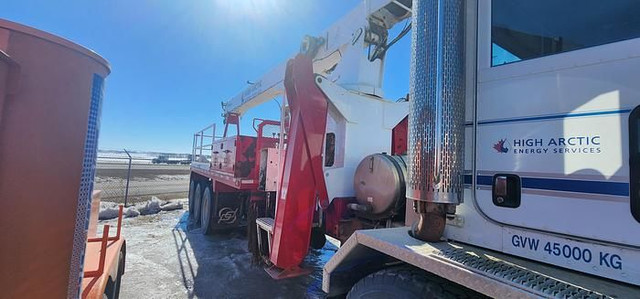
[438,248,607,298]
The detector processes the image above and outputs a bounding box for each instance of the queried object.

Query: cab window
[491,0,640,66]
[324,133,335,167]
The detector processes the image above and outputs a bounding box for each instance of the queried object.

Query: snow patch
[99,197,184,219]
[124,206,140,217]
[160,201,183,211]
[99,202,120,220]
[137,197,164,215]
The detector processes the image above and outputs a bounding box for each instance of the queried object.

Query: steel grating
[67,74,105,298]
[408,0,466,204]
[437,248,606,299]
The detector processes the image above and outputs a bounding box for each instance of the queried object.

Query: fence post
[123,149,132,207]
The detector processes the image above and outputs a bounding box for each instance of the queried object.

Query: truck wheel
[310,227,326,249]
[113,250,124,299]
[347,267,453,299]
[103,278,116,299]
[193,183,203,225]
[201,186,214,235]
[188,180,196,220]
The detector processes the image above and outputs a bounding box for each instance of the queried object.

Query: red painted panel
[324,197,356,240]
[234,136,257,178]
[191,164,259,191]
[392,116,408,155]
[270,55,329,269]
[211,137,237,175]
[223,112,240,137]
[211,135,258,179]
[214,180,239,193]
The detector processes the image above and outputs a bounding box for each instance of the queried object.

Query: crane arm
[222,63,287,116]
[222,0,412,116]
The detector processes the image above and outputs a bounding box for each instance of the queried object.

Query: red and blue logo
[493,139,510,153]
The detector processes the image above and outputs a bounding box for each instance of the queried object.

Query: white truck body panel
[317,77,408,202]
[443,0,640,285]
[326,0,640,292]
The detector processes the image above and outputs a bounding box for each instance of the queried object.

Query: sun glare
[214,0,284,20]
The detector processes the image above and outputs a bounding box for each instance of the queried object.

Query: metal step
[264,265,311,280]
[256,217,274,234]
[437,247,604,298]
[256,217,275,260]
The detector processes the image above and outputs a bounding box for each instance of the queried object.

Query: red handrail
[84,205,123,278]
[87,205,123,242]
[84,225,109,278]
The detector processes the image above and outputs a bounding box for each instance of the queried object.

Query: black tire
[310,227,326,249]
[347,267,454,299]
[201,186,213,235]
[103,278,116,299]
[188,179,196,220]
[113,250,125,299]
[193,183,203,225]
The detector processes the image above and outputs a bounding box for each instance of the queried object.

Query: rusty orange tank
[0,19,124,298]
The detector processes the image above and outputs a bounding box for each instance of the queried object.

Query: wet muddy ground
[104,204,337,298]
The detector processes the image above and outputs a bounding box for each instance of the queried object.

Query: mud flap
[210,192,246,230]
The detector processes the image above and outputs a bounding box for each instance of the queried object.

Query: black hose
[369,21,412,61]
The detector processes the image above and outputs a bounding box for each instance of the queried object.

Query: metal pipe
[200,132,204,157]
[211,124,216,158]
[347,203,373,212]
[123,148,132,207]
[84,225,109,278]
[392,0,412,13]
[407,0,465,241]
[192,134,196,161]
[410,200,446,241]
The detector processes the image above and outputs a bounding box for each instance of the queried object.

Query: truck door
[475,0,640,246]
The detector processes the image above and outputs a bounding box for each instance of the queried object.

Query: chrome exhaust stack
[407,0,466,241]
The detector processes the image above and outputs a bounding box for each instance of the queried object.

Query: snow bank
[160,201,183,211]
[98,196,184,220]
[137,197,163,215]
[124,206,140,217]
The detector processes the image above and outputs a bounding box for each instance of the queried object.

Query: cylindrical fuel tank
[353,153,407,218]
[0,19,110,298]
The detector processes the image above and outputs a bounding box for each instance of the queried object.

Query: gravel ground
[101,201,337,298]
[95,163,190,179]
[95,163,190,203]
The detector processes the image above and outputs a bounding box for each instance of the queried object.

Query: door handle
[494,175,508,204]
[492,174,521,208]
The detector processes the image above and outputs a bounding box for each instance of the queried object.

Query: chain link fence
[94,153,190,205]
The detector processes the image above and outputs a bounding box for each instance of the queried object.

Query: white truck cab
[324,1,640,297]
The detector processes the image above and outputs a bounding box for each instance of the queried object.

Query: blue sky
[2,0,410,153]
